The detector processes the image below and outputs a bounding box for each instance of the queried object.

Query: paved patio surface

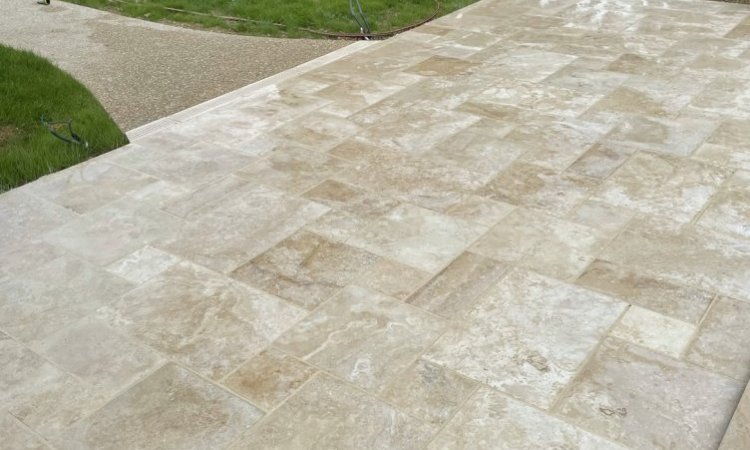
[3,0,750,448]
[0,0,348,130]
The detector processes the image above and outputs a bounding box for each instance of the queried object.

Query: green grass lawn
[0,45,127,192]
[64,0,478,37]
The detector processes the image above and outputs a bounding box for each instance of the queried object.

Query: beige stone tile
[407,252,509,318]
[275,285,446,392]
[223,347,317,411]
[593,152,729,223]
[0,189,78,249]
[313,74,414,118]
[688,78,750,119]
[335,150,489,211]
[0,255,133,342]
[231,230,379,310]
[576,259,714,323]
[159,183,328,273]
[605,115,718,157]
[33,317,163,393]
[159,175,251,219]
[105,245,180,284]
[227,373,437,449]
[483,48,577,82]
[355,258,431,300]
[348,203,488,273]
[610,306,695,358]
[100,261,306,380]
[424,269,625,409]
[381,359,477,426]
[470,208,610,280]
[140,143,254,187]
[693,119,750,170]
[60,363,263,450]
[443,195,515,226]
[405,55,477,76]
[272,111,360,152]
[686,296,750,382]
[544,59,629,94]
[697,170,750,239]
[557,338,742,450]
[26,160,158,214]
[720,383,750,450]
[584,82,695,121]
[0,412,50,450]
[601,219,750,301]
[0,240,63,284]
[429,387,626,449]
[469,80,601,119]
[567,200,634,235]
[511,119,610,171]
[43,199,183,266]
[566,140,636,179]
[0,334,107,439]
[235,146,350,194]
[301,179,399,242]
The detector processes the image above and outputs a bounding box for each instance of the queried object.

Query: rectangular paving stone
[720,383,750,450]
[686,296,750,382]
[610,305,695,358]
[105,245,180,285]
[227,373,436,449]
[0,412,50,450]
[274,285,446,393]
[576,259,715,324]
[223,347,317,411]
[697,170,750,239]
[348,203,488,273]
[61,363,263,450]
[557,338,743,450]
[424,269,625,409]
[429,387,627,450]
[0,189,78,249]
[99,261,306,380]
[159,183,328,273]
[407,251,509,319]
[231,229,379,310]
[355,257,431,300]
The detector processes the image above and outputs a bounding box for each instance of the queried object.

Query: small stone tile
[686,296,750,382]
[689,78,750,119]
[568,200,634,235]
[275,285,446,393]
[424,269,626,409]
[0,240,63,284]
[159,183,328,273]
[511,119,610,171]
[61,363,264,450]
[601,220,750,301]
[160,175,251,219]
[26,160,158,214]
[693,119,750,170]
[719,383,750,450]
[697,170,750,239]
[272,112,362,151]
[134,142,255,189]
[223,347,317,411]
[33,317,163,393]
[227,373,436,449]
[443,195,515,227]
[576,259,714,324]
[348,203,487,273]
[566,141,636,180]
[593,152,729,223]
[301,179,399,242]
[429,387,626,449]
[100,261,306,380]
[469,81,601,119]
[605,115,718,157]
[0,412,50,450]
[43,199,183,266]
[381,359,477,426]
[0,255,133,342]
[231,230,379,310]
[235,146,350,194]
[407,252,509,318]
[557,338,742,450]
[105,246,180,284]
[470,208,609,280]
[584,82,695,121]
[610,306,695,358]
[405,55,477,76]
[0,190,78,248]
[486,48,577,82]
[356,258,431,300]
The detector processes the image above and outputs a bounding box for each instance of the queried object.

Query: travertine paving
[2,0,750,448]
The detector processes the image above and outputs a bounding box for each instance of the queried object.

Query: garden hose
[349,0,371,35]
[40,116,89,148]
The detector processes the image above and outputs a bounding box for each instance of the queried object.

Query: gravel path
[0,0,349,130]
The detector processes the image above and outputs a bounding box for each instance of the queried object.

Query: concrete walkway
[3,0,750,448]
[0,0,348,130]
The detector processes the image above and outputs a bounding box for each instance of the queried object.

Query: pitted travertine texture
[2,0,750,448]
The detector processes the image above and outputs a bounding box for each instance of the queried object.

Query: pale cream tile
[610,306,695,357]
